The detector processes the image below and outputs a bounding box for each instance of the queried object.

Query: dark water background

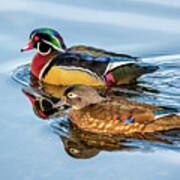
[0,0,180,179]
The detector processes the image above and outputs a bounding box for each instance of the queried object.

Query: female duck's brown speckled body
[54,85,180,135]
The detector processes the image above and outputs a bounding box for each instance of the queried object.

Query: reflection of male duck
[54,85,180,135]
[21,28,158,86]
[23,88,68,119]
[30,76,160,99]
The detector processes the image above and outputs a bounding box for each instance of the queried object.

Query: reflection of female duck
[56,125,137,159]
[56,125,175,159]
[21,28,158,86]
[54,85,180,135]
[50,118,176,159]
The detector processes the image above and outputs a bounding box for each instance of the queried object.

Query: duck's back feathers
[68,45,138,59]
[68,46,158,85]
[68,45,138,72]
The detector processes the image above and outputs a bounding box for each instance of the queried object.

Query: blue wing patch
[68,51,137,62]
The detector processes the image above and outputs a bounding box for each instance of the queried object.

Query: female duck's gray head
[54,85,106,110]
[21,28,67,55]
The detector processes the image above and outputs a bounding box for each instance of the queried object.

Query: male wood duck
[21,28,158,86]
[54,85,180,135]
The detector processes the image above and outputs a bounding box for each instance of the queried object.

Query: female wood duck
[54,85,180,135]
[21,28,158,86]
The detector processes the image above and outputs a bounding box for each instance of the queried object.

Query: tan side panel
[43,66,105,86]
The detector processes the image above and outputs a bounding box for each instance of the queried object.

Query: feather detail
[68,45,138,59]
[105,73,115,85]
[153,109,180,120]
[104,61,135,74]
[105,64,158,85]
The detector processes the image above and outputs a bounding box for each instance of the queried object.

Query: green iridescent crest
[30,28,66,52]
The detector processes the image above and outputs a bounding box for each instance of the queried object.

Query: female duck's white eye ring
[67,92,77,98]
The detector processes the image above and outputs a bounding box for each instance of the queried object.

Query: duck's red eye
[34,36,40,41]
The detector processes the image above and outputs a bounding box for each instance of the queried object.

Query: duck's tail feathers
[144,113,180,133]
[107,64,158,85]
[153,109,180,120]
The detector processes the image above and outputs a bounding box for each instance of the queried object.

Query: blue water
[1,0,180,179]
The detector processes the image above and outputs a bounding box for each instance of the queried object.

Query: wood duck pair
[21,28,158,86]
[54,85,180,135]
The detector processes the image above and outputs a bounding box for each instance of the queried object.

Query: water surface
[0,0,180,180]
